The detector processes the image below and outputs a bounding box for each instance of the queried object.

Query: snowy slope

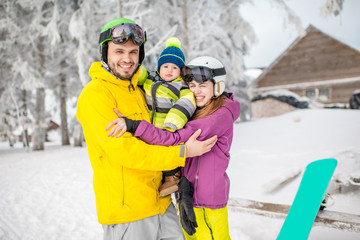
[227,108,360,239]
[0,109,359,239]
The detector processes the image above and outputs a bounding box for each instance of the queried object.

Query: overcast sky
[240,0,360,68]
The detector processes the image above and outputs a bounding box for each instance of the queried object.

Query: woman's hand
[106,109,127,137]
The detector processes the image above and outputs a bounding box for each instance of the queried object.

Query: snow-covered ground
[0,109,359,239]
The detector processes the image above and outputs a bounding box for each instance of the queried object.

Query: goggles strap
[212,67,226,77]
[99,29,111,45]
[183,66,226,82]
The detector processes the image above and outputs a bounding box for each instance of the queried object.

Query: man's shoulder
[79,78,112,101]
[83,78,102,89]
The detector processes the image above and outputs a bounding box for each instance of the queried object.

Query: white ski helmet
[185,56,226,97]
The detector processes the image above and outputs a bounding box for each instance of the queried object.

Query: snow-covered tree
[0,0,40,148]
[1,0,59,150]
[69,0,105,87]
[30,1,56,151]
[321,0,344,17]
[44,0,84,146]
[1,0,87,148]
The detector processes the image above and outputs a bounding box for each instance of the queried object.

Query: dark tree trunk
[33,87,46,151]
[60,60,70,145]
[33,37,46,151]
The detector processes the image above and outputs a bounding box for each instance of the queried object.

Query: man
[76,18,217,240]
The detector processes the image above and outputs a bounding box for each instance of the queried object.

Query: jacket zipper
[194,157,200,205]
[225,156,230,203]
[224,174,229,203]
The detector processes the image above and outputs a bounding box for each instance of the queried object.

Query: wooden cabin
[251,25,360,117]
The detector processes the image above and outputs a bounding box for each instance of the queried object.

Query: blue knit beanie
[157,37,185,72]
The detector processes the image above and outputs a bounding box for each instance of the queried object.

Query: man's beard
[114,70,132,80]
[109,63,137,80]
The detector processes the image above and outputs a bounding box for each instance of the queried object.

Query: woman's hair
[192,94,228,120]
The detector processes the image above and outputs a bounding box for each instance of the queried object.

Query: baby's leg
[159,167,181,197]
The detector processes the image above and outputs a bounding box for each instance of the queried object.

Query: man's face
[107,40,140,80]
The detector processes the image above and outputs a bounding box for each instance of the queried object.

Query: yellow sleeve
[76,83,186,171]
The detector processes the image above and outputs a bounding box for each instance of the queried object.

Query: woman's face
[188,80,214,107]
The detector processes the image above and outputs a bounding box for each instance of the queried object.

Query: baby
[138,37,196,196]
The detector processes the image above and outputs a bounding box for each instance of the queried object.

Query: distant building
[250,25,360,118]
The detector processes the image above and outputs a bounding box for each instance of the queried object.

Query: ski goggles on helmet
[181,65,226,83]
[99,23,146,46]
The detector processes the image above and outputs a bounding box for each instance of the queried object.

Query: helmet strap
[100,43,108,64]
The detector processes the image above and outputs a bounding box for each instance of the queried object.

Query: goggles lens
[111,23,145,45]
[181,66,226,83]
[100,23,146,46]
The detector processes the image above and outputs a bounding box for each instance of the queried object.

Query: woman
[107,56,240,239]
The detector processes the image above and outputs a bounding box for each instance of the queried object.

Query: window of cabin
[305,88,330,102]
[318,88,330,102]
[305,89,316,100]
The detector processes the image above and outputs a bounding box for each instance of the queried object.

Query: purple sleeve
[134,120,195,146]
[135,105,235,146]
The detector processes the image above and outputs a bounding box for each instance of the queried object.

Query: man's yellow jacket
[76,62,186,224]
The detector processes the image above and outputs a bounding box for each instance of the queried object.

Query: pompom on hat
[157,37,185,72]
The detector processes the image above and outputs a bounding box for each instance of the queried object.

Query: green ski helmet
[98,18,146,69]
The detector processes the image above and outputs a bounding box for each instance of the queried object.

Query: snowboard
[277,158,337,240]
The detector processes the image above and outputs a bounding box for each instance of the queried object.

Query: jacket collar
[89,62,141,89]
[223,92,240,122]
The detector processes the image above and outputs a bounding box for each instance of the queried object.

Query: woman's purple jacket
[134,94,240,209]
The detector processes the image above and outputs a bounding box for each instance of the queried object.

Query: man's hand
[185,129,217,158]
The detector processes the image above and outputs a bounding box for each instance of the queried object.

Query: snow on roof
[244,68,264,80]
[255,89,310,102]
